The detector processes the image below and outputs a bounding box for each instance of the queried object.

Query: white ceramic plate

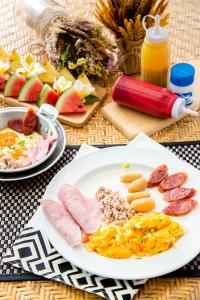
[42,146,200,280]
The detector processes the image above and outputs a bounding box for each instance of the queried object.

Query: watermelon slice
[56,89,86,113]
[18,77,43,102]
[37,84,59,107]
[4,72,26,97]
[0,73,9,91]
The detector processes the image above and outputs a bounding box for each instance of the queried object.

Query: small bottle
[14,0,67,40]
[169,63,195,106]
[112,75,197,119]
[141,14,170,88]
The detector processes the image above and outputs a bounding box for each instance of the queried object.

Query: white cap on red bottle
[142,14,168,43]
[171,97,198,118]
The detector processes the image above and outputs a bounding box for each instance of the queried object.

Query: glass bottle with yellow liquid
[141,15,170,88]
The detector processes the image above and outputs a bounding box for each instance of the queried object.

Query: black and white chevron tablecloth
[1,141,200,300]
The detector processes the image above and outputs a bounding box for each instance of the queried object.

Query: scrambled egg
[85,213,185,258]
[0,128,40,160]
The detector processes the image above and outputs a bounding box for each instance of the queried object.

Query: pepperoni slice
[147,164,168,188]
[22,108,38,135]
[163,187,196,202]
[163,199,198,216]
[8,119,23,133]
[159,172,187,193]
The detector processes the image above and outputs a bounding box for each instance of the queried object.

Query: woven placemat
[1,142,200,282]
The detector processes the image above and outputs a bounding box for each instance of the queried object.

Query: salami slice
[147,164,168,188]
[8,119,23,133]
[22,108,38,135]
[163,199,198,216]
[159,172,187,193]
[163,187,196,202]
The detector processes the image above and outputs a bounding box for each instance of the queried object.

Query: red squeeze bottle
[112,75,197,118]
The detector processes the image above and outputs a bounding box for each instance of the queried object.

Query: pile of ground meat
[96,187,134,225]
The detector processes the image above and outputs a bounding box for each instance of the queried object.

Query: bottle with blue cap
[169,63,195,106]
[141,14,170,88]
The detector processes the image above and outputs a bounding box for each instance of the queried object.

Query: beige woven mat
[1,0,200,145]
[1,1,200,300]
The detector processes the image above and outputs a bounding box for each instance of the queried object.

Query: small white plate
[42,146,200,280]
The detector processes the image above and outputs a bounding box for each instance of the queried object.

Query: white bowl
[0,104,59,173]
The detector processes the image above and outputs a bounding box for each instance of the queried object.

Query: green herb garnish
[83,95,100,104]
[123,162,131,169]
[18,140,25,147]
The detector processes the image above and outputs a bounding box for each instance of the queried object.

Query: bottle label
[175,92,193,106]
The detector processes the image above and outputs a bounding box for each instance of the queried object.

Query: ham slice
[35,136,49,162]
[41,198,82,246]
[58,184,102,234]
[22,130,57,167]
[46,131,58,146]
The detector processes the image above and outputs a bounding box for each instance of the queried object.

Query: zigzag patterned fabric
[3,226,146,300]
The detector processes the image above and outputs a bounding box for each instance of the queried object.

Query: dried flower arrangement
[94,0,169,74]
[44,17,115,81]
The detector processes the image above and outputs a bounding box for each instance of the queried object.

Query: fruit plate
[0,84,107,128]
[42,146,200,280]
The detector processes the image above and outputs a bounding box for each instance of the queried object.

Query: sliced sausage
[8,119,23,132]
[41,198,82,247]
[23,108,38,135]
[147,164,168,187]
[164,187,196,202]
[159,172,187,193]
[163,199,198,216]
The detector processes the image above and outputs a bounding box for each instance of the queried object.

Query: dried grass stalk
[95,0,169,41]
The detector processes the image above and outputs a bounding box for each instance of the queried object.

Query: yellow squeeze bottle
[141,14,170,87]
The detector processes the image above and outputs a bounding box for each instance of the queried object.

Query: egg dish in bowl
[0,105,58,172]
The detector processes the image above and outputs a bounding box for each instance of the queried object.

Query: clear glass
[14,0,67,39]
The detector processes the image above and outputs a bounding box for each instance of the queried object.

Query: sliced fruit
[53,76,73,94]
[0,61,9,74]
[18,77,43,102]
[25,54,35,65]
[0,46,10,62]
[37,84,59,107]
[38,61,59,84]
[78,72,96,95]
[73,80,96,99]
[56,89,86,113]
[4,72,26,97]
[9,49,22,72]
[78,72,91,85]
[60,67,75,82]
[0,73,9,91]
